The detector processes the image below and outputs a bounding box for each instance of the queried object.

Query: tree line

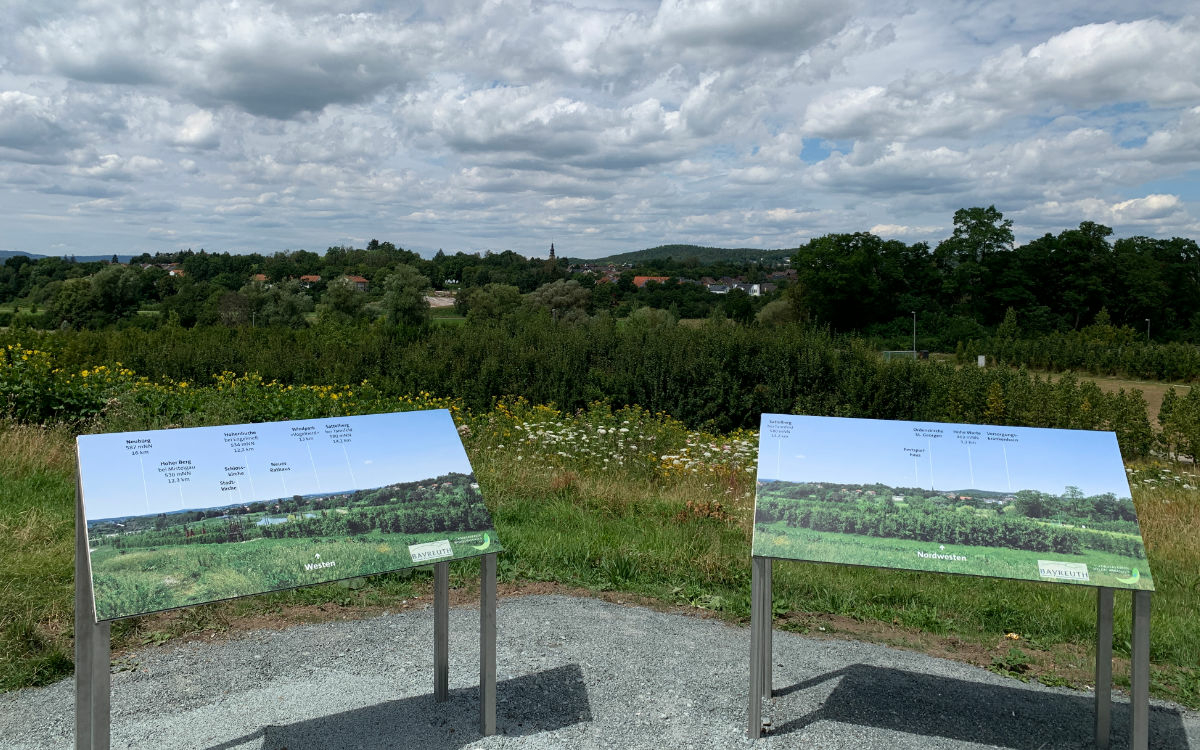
[788,208,1200,344]
[0,239,789,330]
[93,473,487,549]
[754,493,1146,558]
[770,481,1138,527]
[7,207,1199,344]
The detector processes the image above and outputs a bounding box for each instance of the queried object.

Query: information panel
[78,410,502,620]
[752,414,1153,590]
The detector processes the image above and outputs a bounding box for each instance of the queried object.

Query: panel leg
[75,475,110,750]
[763,558,772,697]
[748,556,767,739]
[1131,591,1151,750]
[479,554,496,736]
[90,622,110,750]
[1095,587,1113,750]
[434,561,449,702]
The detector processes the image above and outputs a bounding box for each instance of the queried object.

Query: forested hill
[0,250,137,263]
[579,244,795,265]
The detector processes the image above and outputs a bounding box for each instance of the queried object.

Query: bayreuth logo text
[1038,560,1089,581]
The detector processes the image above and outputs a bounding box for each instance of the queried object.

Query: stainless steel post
[1094,587,1113,749]
[75,470,110,750]
[479,553,497,736]
[434,561,449,702]
[763,558,772,697]
[747,556,767,738]
[1131,591,1151,750]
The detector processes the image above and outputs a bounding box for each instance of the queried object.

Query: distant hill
[0,251,138,263]
[947,488,1010,498]
[576,244,795,265]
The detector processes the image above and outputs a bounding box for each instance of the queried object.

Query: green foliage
[990,646,1031,678]
[0,323,1156,456]
[755,298,796,326]
[525,278,590,322]
[238,279,314,328]
[1158,386,1200,460]
[456,283,522,321]
[756,483,1146,560]
[990,328,1200,382]
[378,265,432,329]
[316,276,369,325]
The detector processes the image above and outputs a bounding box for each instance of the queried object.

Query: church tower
[549,242,556,260]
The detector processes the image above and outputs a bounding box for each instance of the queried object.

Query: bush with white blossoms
[1126,464,1198,490]
[463,397,760,506]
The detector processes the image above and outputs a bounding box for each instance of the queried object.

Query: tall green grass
[89,532,495,620]
[0,423,76,690]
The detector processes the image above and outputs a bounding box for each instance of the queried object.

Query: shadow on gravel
[769,664,1190,749]
[205,664,591,750]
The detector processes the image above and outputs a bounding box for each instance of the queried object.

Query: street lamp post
[912,311,917,354]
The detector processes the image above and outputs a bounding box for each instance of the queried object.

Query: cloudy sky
[2,1,1198,259]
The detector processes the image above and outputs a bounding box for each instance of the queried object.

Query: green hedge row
[1,319,1155,457]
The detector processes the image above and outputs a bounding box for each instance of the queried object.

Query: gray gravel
[1,594,1196,749]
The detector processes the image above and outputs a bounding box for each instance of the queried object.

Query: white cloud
[977,18,1200,107]
[0,90,82,162]
[652,0,851,53]
[173,111,219,149]
[25,3,429,119]
[70,153,164,181]
[729,166,781,185]
[870,223,942,238]
[0,3,1199,256]
[1031,194,1188,230]
[1141,106,1200,164]
[804,17,1200,142]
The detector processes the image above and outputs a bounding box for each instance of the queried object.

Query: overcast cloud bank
[2,1,1198,257]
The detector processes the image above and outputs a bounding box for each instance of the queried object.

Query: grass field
[89,531,495,620]
[752,523,1152,589]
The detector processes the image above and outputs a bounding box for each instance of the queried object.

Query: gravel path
[2,594,1196,749]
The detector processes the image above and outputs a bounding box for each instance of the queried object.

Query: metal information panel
[748,414,1153,749]
[78,409,501,620]
[75,409,499,748]
[753,414,1153,590]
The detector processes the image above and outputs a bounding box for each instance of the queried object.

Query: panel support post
[763,557,772,697]
[479,553,497,736]
[1094,587,1113,750]
[75,470,110,750]
[1130,591,1151,750]
[747,555,770,739]
[433,561,450,702]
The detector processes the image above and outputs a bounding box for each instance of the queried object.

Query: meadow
[0,341,1196,709]
[752,524,1152,589]
[88,530,492,621]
